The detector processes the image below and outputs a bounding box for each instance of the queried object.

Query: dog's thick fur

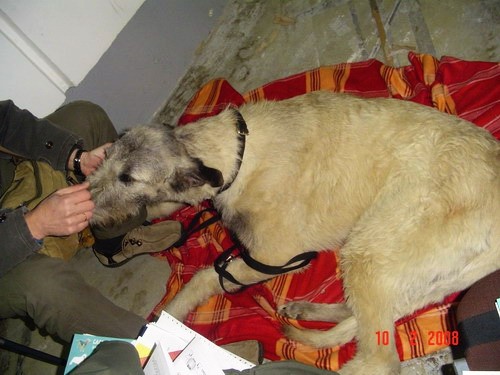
[89,91,500,374]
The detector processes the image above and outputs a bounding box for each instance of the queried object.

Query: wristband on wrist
[73,148,86,177]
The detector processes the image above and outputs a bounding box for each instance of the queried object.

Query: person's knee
[64,101,114,131]
[61,100,107,119]
[16,255,85,308]
[48,101,118,146]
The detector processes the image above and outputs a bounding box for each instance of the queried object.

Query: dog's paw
[282,316,357,348]
[279,301,352,322]
[278,301,312,320]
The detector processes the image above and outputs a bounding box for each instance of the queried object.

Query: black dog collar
[218,109,249,194]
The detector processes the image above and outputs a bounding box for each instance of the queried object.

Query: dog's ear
[197,162,224,188]
[171,160,223,192]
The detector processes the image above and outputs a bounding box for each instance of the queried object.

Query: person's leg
[0,254,146,342]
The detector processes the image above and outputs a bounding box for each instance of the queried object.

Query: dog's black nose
[119,173,133,184]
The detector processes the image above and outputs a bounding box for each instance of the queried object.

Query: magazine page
[155,311,254,371]
[64,334,136,374]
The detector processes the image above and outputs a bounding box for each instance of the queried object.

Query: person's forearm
[0,208,42,277]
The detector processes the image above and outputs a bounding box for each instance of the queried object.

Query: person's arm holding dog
[0,99,108,173]
[0,100,107,275]
[24,141,112,241]
[24,182,95,240]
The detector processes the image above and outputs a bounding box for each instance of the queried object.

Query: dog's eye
[119,173,133,184]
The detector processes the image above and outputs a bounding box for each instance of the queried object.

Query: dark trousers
[0,254,146,342]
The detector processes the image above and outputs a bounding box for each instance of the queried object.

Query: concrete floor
[1,1,499,374]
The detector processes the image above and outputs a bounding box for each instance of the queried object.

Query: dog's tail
[283,316,357,348]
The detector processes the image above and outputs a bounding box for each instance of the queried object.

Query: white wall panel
[0,32,65,116]
[0,0,144,116]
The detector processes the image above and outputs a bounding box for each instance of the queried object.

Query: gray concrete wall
[64,0,227,132]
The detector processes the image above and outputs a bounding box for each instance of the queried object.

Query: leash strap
[214,237,318,293]
[240,247,318,275]
[172,205,318,294]
[171,207,221,248]
[214,246,251,293]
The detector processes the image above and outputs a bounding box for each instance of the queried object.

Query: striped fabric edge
[275,337,343,371]
[380,65,414,98]
[431,84,458,115]
[396,302,458,361]
[183,78,225,116]
[444,64,500,94]
[413,53,439,85]
[305,64,351,93]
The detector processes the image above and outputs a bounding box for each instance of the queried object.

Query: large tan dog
[89,91,500,374]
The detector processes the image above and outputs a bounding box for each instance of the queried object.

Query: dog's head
[89,123,223,227]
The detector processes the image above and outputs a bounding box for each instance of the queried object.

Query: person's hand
[24,182,94,240]
[68,143,112,176]
[79,143,112,176]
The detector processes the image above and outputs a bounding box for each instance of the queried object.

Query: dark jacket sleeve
[0,100,82,275]
[0,207,42,277]
[0,100,82,171]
